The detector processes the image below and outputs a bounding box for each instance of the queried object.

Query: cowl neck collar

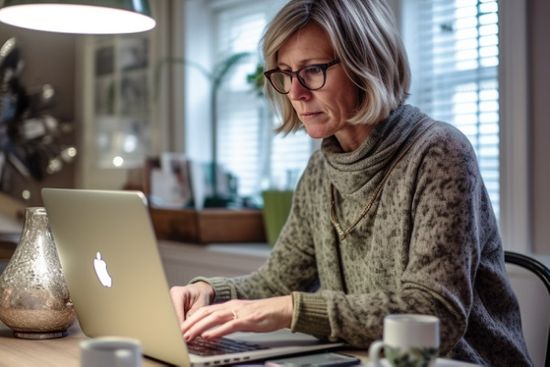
[321,104,429,194]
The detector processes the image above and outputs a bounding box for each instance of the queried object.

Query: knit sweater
[195,105,532,366]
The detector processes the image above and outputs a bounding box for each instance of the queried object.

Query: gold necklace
[329,134,423,240]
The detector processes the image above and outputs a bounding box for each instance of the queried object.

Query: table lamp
[0,0,155,34]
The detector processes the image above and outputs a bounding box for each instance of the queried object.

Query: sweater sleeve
[190,163,320,304]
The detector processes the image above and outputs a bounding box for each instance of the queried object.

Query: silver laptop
[42,188,342,366]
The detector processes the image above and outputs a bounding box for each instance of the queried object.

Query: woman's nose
[287,77,311,101]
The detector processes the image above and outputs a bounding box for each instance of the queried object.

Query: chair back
[504,251,550,367]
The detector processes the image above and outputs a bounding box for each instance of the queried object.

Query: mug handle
[368,340,384,367]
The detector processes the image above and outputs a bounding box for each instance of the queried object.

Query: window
[214,0,313,197]
[214,4,269,196]
[403,0,500,218]
[182,1,529,251]
[182,0,312,199]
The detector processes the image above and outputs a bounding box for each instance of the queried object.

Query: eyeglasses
[264,59,340,94]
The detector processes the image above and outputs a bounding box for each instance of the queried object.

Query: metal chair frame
[504,251,550,367]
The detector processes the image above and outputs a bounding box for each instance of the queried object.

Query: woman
[170,0,532,365]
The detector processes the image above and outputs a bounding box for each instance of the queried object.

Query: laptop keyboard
[187,336,268,356]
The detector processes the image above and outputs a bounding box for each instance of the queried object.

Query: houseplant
[155,52,250,207]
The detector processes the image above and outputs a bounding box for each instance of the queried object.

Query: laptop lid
[42,188,341,366]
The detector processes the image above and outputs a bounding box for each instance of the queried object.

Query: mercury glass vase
[0,207,75,339]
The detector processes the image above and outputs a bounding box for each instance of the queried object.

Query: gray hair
[262,0,410,133]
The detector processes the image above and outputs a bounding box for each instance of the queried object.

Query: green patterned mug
[369,314,440,367]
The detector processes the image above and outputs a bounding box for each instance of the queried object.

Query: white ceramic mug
[369,314,440,367]
[80,337,142,367]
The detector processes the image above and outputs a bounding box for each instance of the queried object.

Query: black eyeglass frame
[263,59,340,94]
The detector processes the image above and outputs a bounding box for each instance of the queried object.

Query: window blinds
[411,0,500,217]
[214,1,311,197]
[215,6,266,196]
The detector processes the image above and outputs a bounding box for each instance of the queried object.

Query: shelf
[149,207,266,244]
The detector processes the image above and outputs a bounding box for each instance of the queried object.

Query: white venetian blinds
[408,0,500,217]
[213,0,312,197]
[214,5,266,197]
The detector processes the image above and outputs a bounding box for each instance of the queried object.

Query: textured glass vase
[0,207,75,339]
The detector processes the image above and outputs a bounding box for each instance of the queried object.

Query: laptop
[42,188,342,366]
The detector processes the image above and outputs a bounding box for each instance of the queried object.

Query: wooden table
[0,321,167,366]
[0,320,481,367]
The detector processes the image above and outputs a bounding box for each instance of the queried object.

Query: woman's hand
[170,282,215,326]
[181,295,293,342]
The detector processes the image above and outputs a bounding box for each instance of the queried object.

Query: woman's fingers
[169,286,186,325]
[201,317,242,339]
[201,310,265,339]
[182,303,212,328]
[184,290,211,320]
[183,307,236,341]
[181,296,292,341]
[184,302,204,321]
[169,282,214,325]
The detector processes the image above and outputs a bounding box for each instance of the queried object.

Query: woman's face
[276,23,362,145]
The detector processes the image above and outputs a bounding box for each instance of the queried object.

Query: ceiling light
[0,1,155,34]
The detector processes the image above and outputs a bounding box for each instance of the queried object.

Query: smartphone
[265,352,361,367]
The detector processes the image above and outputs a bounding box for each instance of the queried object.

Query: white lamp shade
[0,1,156,34]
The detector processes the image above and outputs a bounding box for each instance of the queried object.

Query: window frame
[497,0,529,253]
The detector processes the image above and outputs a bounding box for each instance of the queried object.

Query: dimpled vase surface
[0,207,75,339]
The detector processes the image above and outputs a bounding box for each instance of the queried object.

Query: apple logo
[93,251,112,288]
